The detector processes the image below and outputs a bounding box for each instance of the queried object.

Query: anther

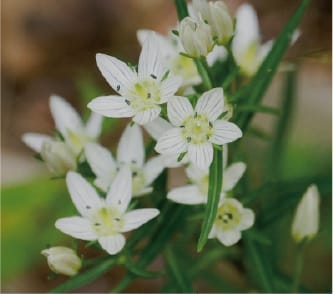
[131,160,136,164]
[180,125,185,128]
[132,171,138,177]
[116,85,120,91]
[186,137,192,143]
[125,99,131,105]
[147,93,151,99]
[118,200,121,205]
[86,205,91,209]
[194,112,198,118]
[114,218,120,222]
[150,74,157,79]
[94,223,101,226]
[209,121,213,128]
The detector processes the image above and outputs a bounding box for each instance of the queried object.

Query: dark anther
[180,125,185,128]
[194,112,198,118]
[125,99,131,105]
[132,171,138,177]
[118,200,121,205]
[147,93,151,99]
[86,205,91,209]
[117,85,120,91]
[150,74,157,79]
[116,167,120,172]
[131,160,136,164]
[114,218,120,222]
[206,135,210,140]
[218,215,222,220]
[209,121,213,128]
[186,137,192,143]
[94,223,101,226]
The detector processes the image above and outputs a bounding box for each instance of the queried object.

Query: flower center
[66,129,93,155]
[131,165,146,195]
[127,78,162,112]
[181,113,213,144]
[171,55,198,83]
[91,207,124,236]
[215,201,242,231]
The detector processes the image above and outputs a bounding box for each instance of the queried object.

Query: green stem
[174,0,189,20]
[291,243,305,293]
[197,148,223,251]
[194,57,213,90]
[222,66,240,90]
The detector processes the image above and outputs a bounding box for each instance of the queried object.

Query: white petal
[208,225,218,239]
[195,88,224,121]
[85,112,103,139]
[223,162,246,191]
[143,156,165,186]
[155,128,187,155]
[94,177,113,193]
[138,33,165,80]
[207,45,228,66]
[66,172,104,217]
[87,95,134,118]
[49,95,83,136]
[167,185,205,205]
[161,153,189,168]
[187,143,213,170]
[84,143,116,179]
[143,117,172,140]
[137,29,174,56]
[21,133,52,153]
[160,76,182,102]
[106,165,132,213]
[217,230,241,246]
[185,164,208,182]
[167,96,194,126]
[258,40,273,63]
[98,234,126,255]
[133,107,161,125]
[239,208,255,230]
[117,123,144,166]
[55,217,96,241]
[120,208,160,233]
[96,53,136,95]
[210,120,243,145]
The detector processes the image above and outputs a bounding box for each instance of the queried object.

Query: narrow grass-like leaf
[237,105,281,116]
[125,259,164,278]
[174,0,189,20]
[236,0,309,131]
[50,257,116,293]
[165,247,193,292]
[197,148,223,251]
[194,57,213,90]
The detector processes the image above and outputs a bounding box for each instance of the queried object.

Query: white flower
[168,157,246,205]
[179,17,214,58]
[231,4,273,77]
[192,0,234,45]
[40,141,77,177]
[87,34,182,125]
[291,184,320,243]
[137,29,201,88]
[22,95,102,175]
[209,197,255,246]
[155,88,242,169]
[41,246,82,276]
[55,168,160,255]
[85,123,165,196]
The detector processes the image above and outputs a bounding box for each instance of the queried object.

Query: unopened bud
[41,246,82,276]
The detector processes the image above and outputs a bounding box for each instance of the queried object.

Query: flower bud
[41,246,82,276]
[193,0,233,45]
[179,17,213,58]
[40,141,77,176]
[291,184,320,243]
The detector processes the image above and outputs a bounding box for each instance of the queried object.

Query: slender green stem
[197,148,223,251]
[291,242,305,292]
[194,57,213,90]
[222,66,240,89]
[174,0,189,20]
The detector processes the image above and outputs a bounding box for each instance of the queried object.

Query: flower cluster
[20,0,312,282]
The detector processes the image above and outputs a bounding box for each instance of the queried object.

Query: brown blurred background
[1,0,331,292]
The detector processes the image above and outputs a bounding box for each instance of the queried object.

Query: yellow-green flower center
[171,55,198,84]
[215,201,242,231]
[182,113,213,144]
[91,207,124,236]
[128,79,162,112]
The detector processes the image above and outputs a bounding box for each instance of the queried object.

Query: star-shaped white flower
[85,123,165,196]
[22,95,102,175]
[209,197,255,246]
[168,156,246,205]
[55,167,160,255]
[88,34,182,125]
[155,88,242,169]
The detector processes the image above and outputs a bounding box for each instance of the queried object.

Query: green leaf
[194,57,213,90]
[197,148,223,251]
[165,247,193,292]
[174,0,189,20]
[236,0,309,131]
[244,237,275,292]
[125,259,164,278]
[50,257,116,293]
[237,105,281,116]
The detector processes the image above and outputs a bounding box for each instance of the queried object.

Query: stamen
[132,171,138,177]
[147,93,151,99]
[186,137,192,143]
[94,223,101,226]
[206,135,210,140]
[194,112,198,118]
[209,121,213,128]
[150,74,157,79]
[118,200,121,205]
[86,205,91,209]
[131,160,137,164]
[114,218,120,222]
[180,125,185,128]
[125,99,131,105]
[116,85,120,91]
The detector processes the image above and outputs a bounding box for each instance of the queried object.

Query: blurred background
[1,0,331,292]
